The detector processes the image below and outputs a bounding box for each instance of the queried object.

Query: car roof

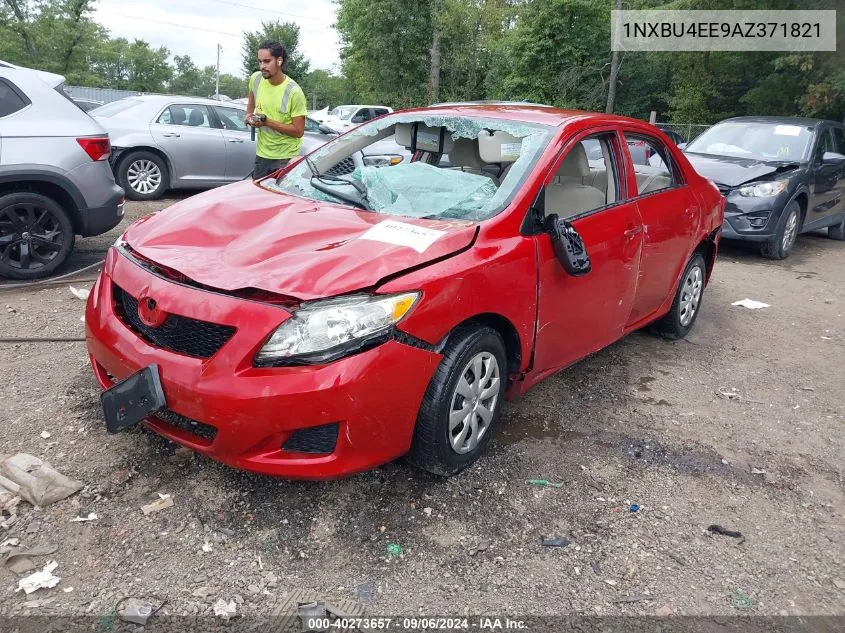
[0,59,65,88]
[128,94,245,108]
[393,103,653,128]
[719,116,838,128]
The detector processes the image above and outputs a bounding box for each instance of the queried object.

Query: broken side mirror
[546,214,591,276]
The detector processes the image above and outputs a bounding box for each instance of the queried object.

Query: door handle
[624,225,643,238]
[226,138,244,143]
[162,133,180,138]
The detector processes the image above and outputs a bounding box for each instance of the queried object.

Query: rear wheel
[118,151,168,201]
[407,325,507,476]
[828,217,845,241]
[0,192,75,280]
[761,200,801,260]
[650,252,706,340]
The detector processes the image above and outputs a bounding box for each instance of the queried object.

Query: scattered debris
[298,600,326,628]
[527,479,565,488]
[591,561,601,575]
[22,597,57,608]
[715,388,765,405]
[118,600,154,626]
[541,536,570,547]
[386,543,402,558]
[800,387,815,392]
[15,560,60,594]
[655,605,674,617]
[213,598,237,620]
[604,579,618,586]
[202,541,213,553]
[141,494,173,516]
[4,544,59,574]
[468,541,489,556]
[732,298,770,310]
[68,286,90,301]
[630,504,640,513]
[751,468,766,475]
[1,454,83,507]
[70,513,98,523]
[63,587,74,593]
[707,524,745,545]
[731,592,753,609]
[832,578,845,591]
[40,431,51,440]
[357,581,374,604]
[423,507,433,517]
[613,595,651,604]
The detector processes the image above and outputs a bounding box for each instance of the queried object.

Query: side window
[214,106,248,132]
[372,108,389,118]
[833,128,845,155]
[351,108,369,123]
[812,129,835,163]
[545,133,622,219]
[625,134,678,196]
[304,117,320,132]
[0,79,31,117]
[157,105,211,128]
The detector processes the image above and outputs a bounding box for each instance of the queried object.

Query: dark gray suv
[0,62,125,279]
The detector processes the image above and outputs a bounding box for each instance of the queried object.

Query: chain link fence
[655,122,712,144]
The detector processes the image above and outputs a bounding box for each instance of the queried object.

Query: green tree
[169,54,203,95]
[241,20,310,81]
[91,38,172,92]
[301,68,356,110]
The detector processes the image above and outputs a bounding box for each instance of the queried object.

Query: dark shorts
[253,156,291,180]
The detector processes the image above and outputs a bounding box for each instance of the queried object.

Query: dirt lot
[0,193,843,624]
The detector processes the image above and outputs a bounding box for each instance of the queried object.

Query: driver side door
[532,128,644,376]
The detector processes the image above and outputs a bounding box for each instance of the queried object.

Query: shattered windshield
[263,114,554,222]
[686,121,813,162]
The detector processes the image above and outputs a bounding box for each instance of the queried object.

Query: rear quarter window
[0,79,31,117]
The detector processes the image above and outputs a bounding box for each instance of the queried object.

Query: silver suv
[0,63,124,279]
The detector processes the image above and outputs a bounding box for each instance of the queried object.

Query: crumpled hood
[684,152,800,188]
[123,180,476,300]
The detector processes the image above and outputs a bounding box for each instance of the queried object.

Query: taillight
[77,136,111,161]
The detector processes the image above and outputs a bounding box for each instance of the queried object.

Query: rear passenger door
[532,129,644,374]
[808,127,845,224]
[621,131,700,325]
[212,105,255,181]
[149,104,226,184]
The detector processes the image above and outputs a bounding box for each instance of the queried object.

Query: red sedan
[86,104,725,479]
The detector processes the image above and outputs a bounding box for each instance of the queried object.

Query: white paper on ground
[732,298,770,309]
[359,220,446,254]
[16,561,60,594]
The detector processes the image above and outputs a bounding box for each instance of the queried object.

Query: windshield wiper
[303,154,373,210]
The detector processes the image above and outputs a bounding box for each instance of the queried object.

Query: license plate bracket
[100,364,166,433]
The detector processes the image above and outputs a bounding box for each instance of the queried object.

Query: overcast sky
[93,0,341,76]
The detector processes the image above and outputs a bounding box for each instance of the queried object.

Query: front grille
[153,409,218,443]
[112,284,236,359]
[282,423,339,454]
[325,156,355,176]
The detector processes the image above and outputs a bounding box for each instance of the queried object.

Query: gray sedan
[91,95,408,200]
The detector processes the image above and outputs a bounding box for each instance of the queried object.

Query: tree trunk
[429,25,442,104]
[4,0,37,60]
[605,0,623,114]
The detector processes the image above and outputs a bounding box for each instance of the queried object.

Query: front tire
[0,192,75,280]
[407,325,507,476]
[650,252,706,340]
[118,151,168,201]
[761,200,801,260]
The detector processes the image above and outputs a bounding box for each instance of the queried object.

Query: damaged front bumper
[84,247,442,479]
[719,190,790,242]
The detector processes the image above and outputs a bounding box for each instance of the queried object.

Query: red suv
[86,105,725,479]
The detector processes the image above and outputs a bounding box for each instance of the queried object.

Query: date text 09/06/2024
[304,617,529,630]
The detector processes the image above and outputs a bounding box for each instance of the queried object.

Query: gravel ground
[0,193,843,624]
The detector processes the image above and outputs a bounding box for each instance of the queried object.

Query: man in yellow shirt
[245,40,307,179]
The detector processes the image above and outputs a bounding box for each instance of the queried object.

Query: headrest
[170,107,186,124]
[448,138,484,170]
[394,123,454,154]
[557,142,590,178]
[188,109,204,126]
[478,130,523,163]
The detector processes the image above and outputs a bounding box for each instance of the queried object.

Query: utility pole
[215,43,221,100]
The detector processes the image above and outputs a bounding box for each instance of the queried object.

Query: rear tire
[650,252,706,340]
[0,192,75,280]
[407,325,507,476]
[828,217,845,241]
[761,200,801,260]
[118,150,168,201]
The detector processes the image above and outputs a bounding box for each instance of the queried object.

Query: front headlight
[736,179,789,197]
[255,292,420,366]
